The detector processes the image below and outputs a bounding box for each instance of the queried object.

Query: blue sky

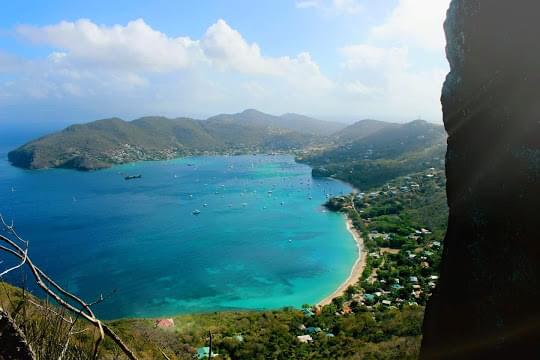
[0,0,451,127]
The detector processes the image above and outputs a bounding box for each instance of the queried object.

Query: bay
[0,149,355,319]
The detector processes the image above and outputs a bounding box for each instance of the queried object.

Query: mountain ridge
[8,110,338,170]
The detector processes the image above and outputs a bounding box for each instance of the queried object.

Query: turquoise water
[0,151,355,319]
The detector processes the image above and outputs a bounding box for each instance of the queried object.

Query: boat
[203,203,208,207]
[192,209,201,215]
[124,174,142,180]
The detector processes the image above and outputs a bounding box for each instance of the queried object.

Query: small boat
[124,174,142,180]
[203,203,208,207]
[242,203,247,207]
[192,209,201,215]
[189,194,193,199]
[11,187,16,192]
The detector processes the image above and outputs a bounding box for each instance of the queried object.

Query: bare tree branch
[0,215,139,360]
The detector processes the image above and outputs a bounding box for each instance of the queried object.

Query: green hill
[300,119,447,190]
[8,110,341,171]
[332,119,398,143]
[208,109,345,136]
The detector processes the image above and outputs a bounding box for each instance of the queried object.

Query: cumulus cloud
[201,18,330,86]
[2,2,450,124]
[17,19,203,72]
[2,18,334,119]
[371,0,450,51]
[337,41,446,120]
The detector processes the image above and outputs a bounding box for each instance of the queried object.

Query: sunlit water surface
[0,151,355,319]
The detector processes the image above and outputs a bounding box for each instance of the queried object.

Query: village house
[297,335,313,344]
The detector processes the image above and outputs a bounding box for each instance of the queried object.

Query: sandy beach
[317,217,367,307]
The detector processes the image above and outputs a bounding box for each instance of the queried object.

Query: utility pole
[208,331,212,360]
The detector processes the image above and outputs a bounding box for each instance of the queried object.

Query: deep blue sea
[0,145,355,319]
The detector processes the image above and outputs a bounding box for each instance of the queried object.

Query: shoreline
[317,216,366,307]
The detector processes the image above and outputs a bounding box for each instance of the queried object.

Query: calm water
[0,149,355,319]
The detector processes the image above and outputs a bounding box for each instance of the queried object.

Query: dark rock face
[421,1,540,359]
[0,309,35,360]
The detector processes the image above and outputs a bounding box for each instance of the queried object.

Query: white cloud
[201,19,327,81]
[3,18,334,118]
[2,2,450,124]
[17,19,204,72]
[371,0,450,51]
[337,42,446,121]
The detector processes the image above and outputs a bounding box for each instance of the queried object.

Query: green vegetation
[299,120,446,189]
[3,116,449,359]
[1,166,446,359]
[0,282,423,359]
[8,110,343,171]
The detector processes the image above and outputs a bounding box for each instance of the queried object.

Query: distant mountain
[8,110,324,171]
[208,109,345,136]
[279,113,345,135]
[332,119,399,143]
[300,119,447,189]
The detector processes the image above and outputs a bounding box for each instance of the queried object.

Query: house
[303,308,315,317]
[234,335,244,342]
[409,276,418,283]
[306,327,322,334]
[297,335,313,343]
[382,300,392,306]
[412,284,421,290]
[197,347,218,359]
[155,318,174,329]
[363,293,376,303]
[430,275,439,280]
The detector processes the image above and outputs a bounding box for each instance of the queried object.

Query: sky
[0,0,451,128]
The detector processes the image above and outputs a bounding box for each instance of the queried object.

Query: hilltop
[299,119,447,190]
[8,110,344,171]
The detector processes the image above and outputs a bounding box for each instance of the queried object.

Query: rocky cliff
[421,1,540,359]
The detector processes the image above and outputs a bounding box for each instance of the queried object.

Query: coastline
[317,216,366,307]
